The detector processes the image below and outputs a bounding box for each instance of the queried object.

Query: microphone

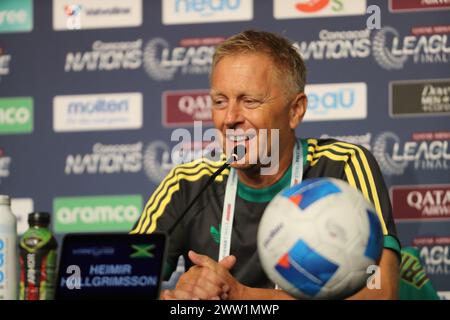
[226,144,246,164]
[167,145,246,236]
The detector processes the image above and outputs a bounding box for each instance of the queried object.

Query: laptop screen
[55,233,167,300]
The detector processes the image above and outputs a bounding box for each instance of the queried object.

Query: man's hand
[160,251,239,300]
[161,248,400,300]
[187,251,245,300]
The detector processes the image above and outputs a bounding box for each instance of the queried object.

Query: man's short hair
[211,30,307,94]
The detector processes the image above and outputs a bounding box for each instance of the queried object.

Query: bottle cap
[28,212,51,227]
[0,194,11,205]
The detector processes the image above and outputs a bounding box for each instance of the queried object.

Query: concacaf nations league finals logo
[372,131,450,176]
[372,132,409,176]
[64,36,222,81]
[372,25,450,70]
[372,26,409,70]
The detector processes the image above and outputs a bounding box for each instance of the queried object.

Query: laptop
[55,232,167,300]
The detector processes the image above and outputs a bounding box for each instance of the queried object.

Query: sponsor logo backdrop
[0,0,449,293]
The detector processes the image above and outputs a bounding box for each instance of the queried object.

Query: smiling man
[130,30,401,300]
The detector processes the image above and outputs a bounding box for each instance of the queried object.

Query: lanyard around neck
[218,139,304,261]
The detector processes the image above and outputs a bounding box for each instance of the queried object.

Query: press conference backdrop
[0,0,449,298]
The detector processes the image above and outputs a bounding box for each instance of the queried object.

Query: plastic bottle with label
[0,194,18,300]
[19,212,58,300]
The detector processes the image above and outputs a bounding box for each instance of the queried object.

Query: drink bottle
[0,194,18,300]
[19,212,57,300]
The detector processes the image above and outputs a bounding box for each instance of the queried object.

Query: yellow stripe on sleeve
[334,141,387,235]
[131,161,228,234]
[145,168,229,234]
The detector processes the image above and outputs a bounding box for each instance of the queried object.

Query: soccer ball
[257,177,383,299]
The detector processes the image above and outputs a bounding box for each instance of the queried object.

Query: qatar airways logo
[372,25,450,70]
[391,185,450,221]
[372,131,450,176]
[162,90,212,127]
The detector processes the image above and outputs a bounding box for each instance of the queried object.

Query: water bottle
[19,212,58,300]
[0,194,18,300]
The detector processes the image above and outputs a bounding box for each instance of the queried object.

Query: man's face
[210,52,296,171]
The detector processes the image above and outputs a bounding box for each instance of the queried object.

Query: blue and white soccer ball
[257,177,384,299]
